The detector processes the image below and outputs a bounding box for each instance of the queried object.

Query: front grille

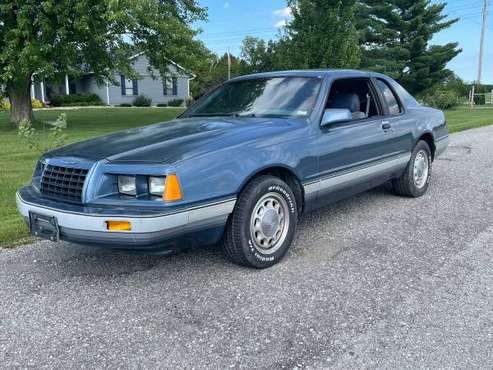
[40,164,88,203]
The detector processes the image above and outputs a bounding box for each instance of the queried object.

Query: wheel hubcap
[250,193,290,255]
[413,150,429,189]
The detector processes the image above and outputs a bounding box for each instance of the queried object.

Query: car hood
[47,116,306,164]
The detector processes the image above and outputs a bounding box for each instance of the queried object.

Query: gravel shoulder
[1,126,492,368]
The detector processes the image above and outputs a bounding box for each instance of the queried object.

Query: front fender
[175,134,316,205]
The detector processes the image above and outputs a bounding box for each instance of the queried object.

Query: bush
[167,98,184,107]
[119,103,132,107]
[0,100,10,111]
[1,99,44,110]
[156,103,168,107]
[185,97,194,107]
[473,94,486,106]
[421,89,461,110]
[50,93,103,107]
[31,99,44,108]
[132,95,152,107]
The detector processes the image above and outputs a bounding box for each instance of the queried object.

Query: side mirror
[321,108,352,127]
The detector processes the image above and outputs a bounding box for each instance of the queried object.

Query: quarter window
[377,79,402,116]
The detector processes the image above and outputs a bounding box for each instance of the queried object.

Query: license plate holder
[29,211,60,242]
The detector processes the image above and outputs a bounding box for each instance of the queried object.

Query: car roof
[231,69,382,81]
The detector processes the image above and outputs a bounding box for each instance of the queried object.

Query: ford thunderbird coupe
[17,70,449,268]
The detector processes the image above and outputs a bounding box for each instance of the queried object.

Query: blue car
[16,70,449,268]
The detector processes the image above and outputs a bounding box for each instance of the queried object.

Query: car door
[372,77,416,157]
[308,77,407,205]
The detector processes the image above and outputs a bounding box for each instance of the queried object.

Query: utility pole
[472,0,489,106]
[477,0,488,84]
[227,49,231,80]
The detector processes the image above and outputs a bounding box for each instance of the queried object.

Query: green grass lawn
[0,105,492,247]
[445,106,493,133]
[0,107,184,246]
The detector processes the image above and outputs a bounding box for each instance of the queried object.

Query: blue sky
[195,0,493,84]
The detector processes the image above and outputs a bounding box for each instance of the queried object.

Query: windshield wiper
[234,113,256,118]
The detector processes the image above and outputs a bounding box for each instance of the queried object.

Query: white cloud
[223,2,230,8]
[275,19,288,28]
[274,7,292,18]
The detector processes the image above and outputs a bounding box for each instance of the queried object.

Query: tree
[0,0,206,124]
[440,74,470,98]
[240,36,296,74]
[241,37,275,74]
[283,0,361,69]
[190,53,248,99]
[358,0,461,94]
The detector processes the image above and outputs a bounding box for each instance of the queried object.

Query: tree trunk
[7,76,33,125]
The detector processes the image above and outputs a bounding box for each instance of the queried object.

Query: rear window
[377,79,402,116]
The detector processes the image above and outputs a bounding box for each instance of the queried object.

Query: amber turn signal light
[106,221,132,231]
[163,173,183,202]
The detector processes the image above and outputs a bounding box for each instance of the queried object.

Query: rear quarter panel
[407,106,448,143]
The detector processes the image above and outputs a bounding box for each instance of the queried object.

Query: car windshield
[187,77,322,118]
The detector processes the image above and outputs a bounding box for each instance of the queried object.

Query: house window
[121,75,138,96]
[69,83,77,95]
[163,76,178,96]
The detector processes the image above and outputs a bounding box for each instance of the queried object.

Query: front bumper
[16,187,235,251]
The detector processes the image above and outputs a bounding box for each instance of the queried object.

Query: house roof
[130,52,196,78]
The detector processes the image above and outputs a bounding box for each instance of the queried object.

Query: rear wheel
[392,140,432,197]
[222,175,298,268]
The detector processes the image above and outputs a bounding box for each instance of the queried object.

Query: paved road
[1,126,492,369]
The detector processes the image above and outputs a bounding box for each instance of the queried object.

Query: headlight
[118,175,136,195]
[148,176,165,196]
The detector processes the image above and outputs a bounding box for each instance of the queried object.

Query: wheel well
[419,133,436,160]
[242,167,305,214]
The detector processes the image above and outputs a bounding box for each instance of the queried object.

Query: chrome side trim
[304,153,411,195]
[16,192,235,234]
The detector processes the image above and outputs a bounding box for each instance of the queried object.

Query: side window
[326,78,380,121]
[376,79,402,116]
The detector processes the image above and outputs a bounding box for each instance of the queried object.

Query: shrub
[156,103,168,107]
[167,98,184,107]
[473,94,486,106]
[31,99,44,108]
[185,97,194,107]
[132,95,152,107]
[119,103,132,107]
[50,93,103,107]
[0,99,11,111]
[421,89,461,110]
[1,99,44,110]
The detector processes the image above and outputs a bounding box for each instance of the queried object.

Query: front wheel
[222,175,298,268]
[392,140,432,197]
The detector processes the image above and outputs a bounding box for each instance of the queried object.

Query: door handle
[382,121,391,130]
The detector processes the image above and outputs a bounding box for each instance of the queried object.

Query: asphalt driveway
[1,126,492,369]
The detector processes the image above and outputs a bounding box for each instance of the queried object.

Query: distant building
[31,53,193,106]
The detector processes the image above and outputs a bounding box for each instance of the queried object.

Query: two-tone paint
[16,70,449,252]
